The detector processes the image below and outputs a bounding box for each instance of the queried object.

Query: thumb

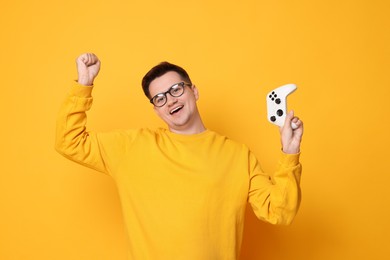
[76,53,88,66]
[284,110,294,126]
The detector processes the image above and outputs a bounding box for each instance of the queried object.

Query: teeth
[170,106,183,114]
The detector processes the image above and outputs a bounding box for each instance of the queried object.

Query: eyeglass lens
[152,82,185,107]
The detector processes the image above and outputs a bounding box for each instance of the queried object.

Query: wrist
[77,76,93,86]
[282,147,300,154]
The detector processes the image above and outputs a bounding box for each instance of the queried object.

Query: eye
[154,95,166,105]
[171,86,181,94]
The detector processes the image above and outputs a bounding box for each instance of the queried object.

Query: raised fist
[76,53,101,86]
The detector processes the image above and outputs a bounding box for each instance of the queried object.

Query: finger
[290,114,303,128]
[76,53,88,65]
[76,53,97,66]
[85,53,93,65]
[87,53,99,66]
[291,116,300,124]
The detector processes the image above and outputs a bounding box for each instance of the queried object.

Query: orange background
[1,0,389,259]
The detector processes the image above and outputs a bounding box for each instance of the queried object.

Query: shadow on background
[240,204,339,260]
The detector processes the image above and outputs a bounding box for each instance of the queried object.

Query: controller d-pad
[277,109,283,117]
[270,116,276,122]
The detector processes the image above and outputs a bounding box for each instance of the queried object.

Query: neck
[169,117,206,135]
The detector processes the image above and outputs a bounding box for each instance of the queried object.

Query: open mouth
[170,105,184,115]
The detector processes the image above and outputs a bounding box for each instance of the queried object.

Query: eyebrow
[152,82,182,97]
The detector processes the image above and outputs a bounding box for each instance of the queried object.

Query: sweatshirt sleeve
[248,151,302,225]
[55,82,110,174]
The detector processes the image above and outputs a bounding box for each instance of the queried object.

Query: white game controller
[266,84,298,129]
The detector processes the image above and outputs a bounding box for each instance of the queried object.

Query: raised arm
[248,111,304,225]
[248,151,302,225]
[55,53,109,173]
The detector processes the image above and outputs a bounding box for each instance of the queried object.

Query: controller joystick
[266,84,298,129]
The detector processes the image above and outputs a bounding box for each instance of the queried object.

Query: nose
[166,94,178,107]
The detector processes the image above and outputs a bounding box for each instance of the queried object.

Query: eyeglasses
[150,82,191,107]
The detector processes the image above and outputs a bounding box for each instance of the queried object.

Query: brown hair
[141,62,192,98]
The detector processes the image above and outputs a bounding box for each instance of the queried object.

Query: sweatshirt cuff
[279,151,300,168]
[69,81,94,98]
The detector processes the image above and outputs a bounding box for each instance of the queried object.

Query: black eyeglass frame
[149,81,192,107]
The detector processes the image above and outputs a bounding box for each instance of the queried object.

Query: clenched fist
[76,53,101,86]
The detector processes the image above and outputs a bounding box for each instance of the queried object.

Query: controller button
[277,109,283,116]
[270,116,276,122]
[275,98,281,104]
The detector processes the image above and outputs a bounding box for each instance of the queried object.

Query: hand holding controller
[266,84,298,129]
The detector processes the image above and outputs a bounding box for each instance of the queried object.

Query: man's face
[149,71,201,134]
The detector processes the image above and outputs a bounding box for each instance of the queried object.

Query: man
[55,53,304,259]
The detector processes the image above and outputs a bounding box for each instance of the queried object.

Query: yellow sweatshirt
[55,83,302,260]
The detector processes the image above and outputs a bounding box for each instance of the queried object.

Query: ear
[192,85,199,101]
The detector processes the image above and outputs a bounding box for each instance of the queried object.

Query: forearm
[270,153,302,224]
[249,152,302,225]
[55,82,107,173]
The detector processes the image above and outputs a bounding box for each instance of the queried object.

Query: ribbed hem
[69,81,94,97]
[279,151,301,167]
